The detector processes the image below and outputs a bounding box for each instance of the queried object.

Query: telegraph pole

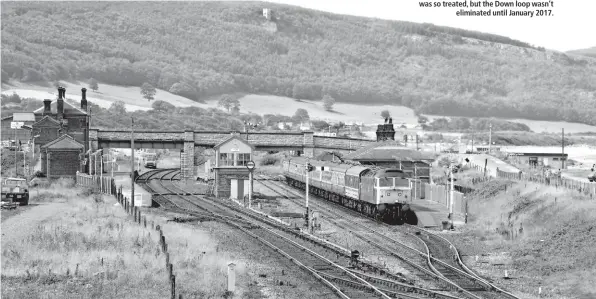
[488,123,492,154]
[88,107,92,174]
[131,117,135,207]
[305,158,310,228]
[449,162,454,229]
[561,128,565,169]
[14,126,17,176]
[100,149,103,192]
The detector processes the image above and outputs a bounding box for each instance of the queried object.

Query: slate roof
[33,100,87,116]
[41,134,84,150]
[344,140,436,162]
[213,135,255,150]
[32,115,61,127]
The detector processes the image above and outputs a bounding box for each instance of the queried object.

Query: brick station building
[31,86,90,178]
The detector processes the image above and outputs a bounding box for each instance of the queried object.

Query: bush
[260,155,279,166]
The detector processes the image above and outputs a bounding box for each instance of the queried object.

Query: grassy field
[445,179,596,299]
[1,81,208,112]
[1,179,170,299]
[9,81,596,135]
[224,94,419,125]
[426,115,596,134]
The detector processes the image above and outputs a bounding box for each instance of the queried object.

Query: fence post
[171,274,176,299]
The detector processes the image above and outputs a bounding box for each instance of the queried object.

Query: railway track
[258,177,520,299]
[140,169,446,299]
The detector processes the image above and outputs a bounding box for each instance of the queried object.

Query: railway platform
[409,199,466,229]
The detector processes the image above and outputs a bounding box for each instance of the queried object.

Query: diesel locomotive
[282,157,416,225]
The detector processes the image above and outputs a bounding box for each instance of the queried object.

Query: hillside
[567,46,596,58]
[2,2,596,126]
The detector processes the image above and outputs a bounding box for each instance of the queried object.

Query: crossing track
[141,169,463,299]
[258,176,520,299]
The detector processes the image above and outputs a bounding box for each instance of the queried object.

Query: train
[282,157,417,225]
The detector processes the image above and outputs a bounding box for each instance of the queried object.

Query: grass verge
[446,179,596,299]
[1,179,169,299]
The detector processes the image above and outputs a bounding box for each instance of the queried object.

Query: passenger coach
[282,157,416,224]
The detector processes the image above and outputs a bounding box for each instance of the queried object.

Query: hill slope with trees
[2,1,596,125]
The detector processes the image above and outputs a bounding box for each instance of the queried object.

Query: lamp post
[31,135,40,175]
[243,121,259,141]
[131,117,135,208]
[246,160,256,209]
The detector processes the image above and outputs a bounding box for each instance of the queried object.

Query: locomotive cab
[374,169,413,224]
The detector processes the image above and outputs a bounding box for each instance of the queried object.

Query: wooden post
[171,274,176,299]
[227,262,236,293]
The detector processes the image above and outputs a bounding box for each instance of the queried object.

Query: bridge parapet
[313,136,373,151]
[96,130,186,142]
[246,132,304,147]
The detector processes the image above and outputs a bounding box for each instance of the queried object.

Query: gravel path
[1,202,67,246]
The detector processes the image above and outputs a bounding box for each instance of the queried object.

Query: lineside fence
[76,172,182,299]
[422,183,467,215]
[75,172,115,195]
[496,168,596,197]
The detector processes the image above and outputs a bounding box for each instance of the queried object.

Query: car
[588,170,596,182]
[1,178,30,206]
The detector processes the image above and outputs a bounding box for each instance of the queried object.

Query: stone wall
[214,168,250,198]
[46,151,81,178]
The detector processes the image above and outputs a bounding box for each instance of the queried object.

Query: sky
[265,0,595,52]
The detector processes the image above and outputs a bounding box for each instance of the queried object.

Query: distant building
[507,152,568,169]
[0,86,90,178]
[277,122,293,130]
[299,122,312,131]
[263,8,272,20]
[1,112,36,144]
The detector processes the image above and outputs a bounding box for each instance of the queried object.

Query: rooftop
[344,140,436,162]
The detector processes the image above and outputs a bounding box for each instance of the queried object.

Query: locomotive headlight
[397,191,402,196]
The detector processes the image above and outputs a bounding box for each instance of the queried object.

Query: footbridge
[90,129,374,178]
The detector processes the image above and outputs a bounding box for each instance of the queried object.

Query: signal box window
[237,153,251,166]
[219,153,234,166]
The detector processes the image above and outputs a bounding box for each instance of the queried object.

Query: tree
[151,100,174,112]
[217,94,240,112]
[293,108,310,124]
[417,115,429,125]
[381,110,390,119]
[108,100,126,115]
[322,94,335,111]
[141,82,157,101]
[89,78,99,91]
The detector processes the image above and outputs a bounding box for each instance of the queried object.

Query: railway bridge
[90,129,374,178]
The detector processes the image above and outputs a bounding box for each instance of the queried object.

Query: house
[212,134,255,199]
[1,112,36,144]
[507,152,568,169]
[277,122,293,130]
[299,122,312,131]
[263,8,272,20]
[2,86,90,178]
